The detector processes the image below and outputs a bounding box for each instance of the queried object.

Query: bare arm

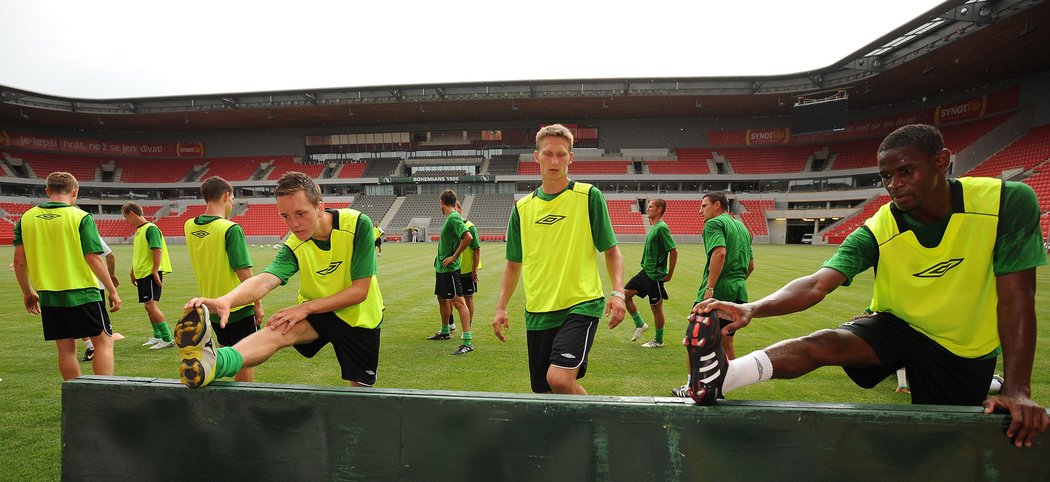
[703,246,727,296]
[13,246,39,314]
[105,253,119,287]
[604,245,626,328]
[983,268,1049,448]
[492,261,522,341]
[471,246,481,282]
[267,276,372,334]
[663,248,678,282]
[699,267,846,334]
[746,258,755,279]
[236,267,265,325]
[186,272,281,327]
[86,253,121,312]
[151,247,163,286]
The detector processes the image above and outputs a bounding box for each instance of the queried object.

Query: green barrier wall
[62,376,1049,481]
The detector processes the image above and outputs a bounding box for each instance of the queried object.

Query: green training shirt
[697,213,753,303]
[641,220,676,281]
[435,210,468,273]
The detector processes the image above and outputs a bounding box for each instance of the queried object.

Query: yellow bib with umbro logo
[21,205,97,292]
[865,177,1001,358]
[516,182,603,313]
[185,217,250,313]
[284,209,384,328]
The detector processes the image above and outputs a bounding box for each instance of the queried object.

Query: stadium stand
[821,194,890,243]
[203,157,268,181]
[95,218,136,238]
[964,124,1050,178]
[0,218,14,242]
[518,160,633,175]
[114,158,196,182]
[154,205,207,235]
[656,148,713,174]
[1024,169,1050,212]
[485,154,520,175]
[606,200,646,235]
[0,202,33,216]
[737,199,773,236]
[231,203,286,236]
[362,157,401,177]
[267,156,325,180]
[464,193,514,238]
[661,200,704,235]
[721,145,816,174]
[6,151,100,181]
[939,112,1014,154]
[348,195,397,227]
[827,138,884,171]
[1042,213,1050,240]
[335,162,369,178]
[388,194,443,233]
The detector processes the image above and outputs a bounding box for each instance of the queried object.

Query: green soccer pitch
[1,242,1048,479]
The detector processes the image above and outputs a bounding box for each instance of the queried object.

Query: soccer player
[81,237,119,362]
[13,171,121,380]
[624,198,677,348]
[689,124,1048,448]
[122,201,174,349]
[176,171,384,388]
[184,176,264,382]
[695,191,754,360]
[446,201,482,330]
[374,225,384,257]
[427,190,474,355]
[493,124,626,394]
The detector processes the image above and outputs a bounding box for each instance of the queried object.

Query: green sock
[655,328,665,343]
[151,323,163,338]
[462,332,472,347]
[441,324,450,335]
[155,323,172,342]
[215,347,244,379]
[631,312,644,328]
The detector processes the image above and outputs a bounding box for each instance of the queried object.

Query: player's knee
[798,329,852,360]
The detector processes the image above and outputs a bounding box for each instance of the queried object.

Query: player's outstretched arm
[13,246,39,315]
[268,275,370,334]
[698,267,845,334]
[493,261,521,341]
[603,245,626,328]
[985,268,1049,448]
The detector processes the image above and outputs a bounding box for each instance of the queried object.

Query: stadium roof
[1,0,1048,131]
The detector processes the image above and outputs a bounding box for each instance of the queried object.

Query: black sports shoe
[682,310,727,405]
[81,347,94,362]
[427,331,451,340]
[451,344,473,355]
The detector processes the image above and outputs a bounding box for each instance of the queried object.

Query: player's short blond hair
[535,124,574,150]
[45,171,78,194]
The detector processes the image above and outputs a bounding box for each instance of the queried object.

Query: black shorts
[624,270,668,305]
[375,237,382,247]
[136,274,163,303]
[41,301,112,341]
[434,271,463,300]
[293,312,381,386]
[212,312,258,347]
[526,313,598,393]
[460,274,477,297]
[838,312,996,406]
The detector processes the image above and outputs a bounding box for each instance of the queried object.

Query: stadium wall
[63,376,1050,480]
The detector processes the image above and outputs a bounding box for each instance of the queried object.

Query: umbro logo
[560,353,576,359]
[316,261,343,276]
[190,230,209,239]
[365,370,376,376]
[35,213,60,220]
[535,215,566,225]
[913,258,963,278]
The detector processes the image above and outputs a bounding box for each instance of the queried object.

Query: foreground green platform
[63,376,1048,481]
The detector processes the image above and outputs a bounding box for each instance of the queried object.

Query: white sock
[896,368,908,388]
[84,339,94,350]
[723,350,773,394]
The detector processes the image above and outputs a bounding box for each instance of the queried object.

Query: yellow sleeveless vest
[459,220,482,275]
[285,209,384,328]
[517,182,603,313]
[865,177,1001,358]
[185,217,250,312]
[21,205,97,291]
[132,222,172,279]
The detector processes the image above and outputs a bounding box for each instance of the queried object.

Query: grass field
[1,242,1048,479]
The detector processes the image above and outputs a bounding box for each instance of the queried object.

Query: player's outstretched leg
[683,311,727,405]
[175,305,217,388]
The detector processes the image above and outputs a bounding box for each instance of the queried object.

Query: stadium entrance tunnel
[63,376,1049,480]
